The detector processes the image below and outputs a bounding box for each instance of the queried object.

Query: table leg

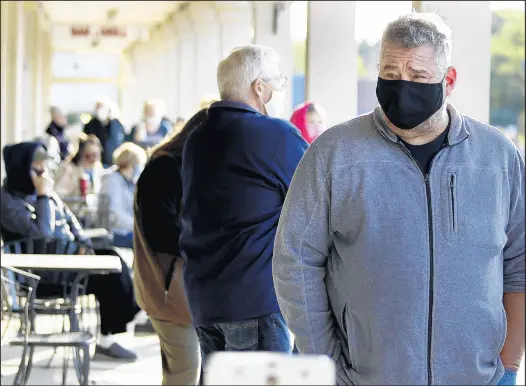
[69,273,89,385]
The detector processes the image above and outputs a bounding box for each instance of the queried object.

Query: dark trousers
[36,248,140,335]
[196,312,291,365]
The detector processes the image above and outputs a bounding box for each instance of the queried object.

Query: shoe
[134,319,155,334]
[95,343,138,361]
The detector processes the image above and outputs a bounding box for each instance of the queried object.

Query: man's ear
[444,66,457,97]
[252,79,264,99]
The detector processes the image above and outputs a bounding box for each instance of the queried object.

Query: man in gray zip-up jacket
[273,12,525,385]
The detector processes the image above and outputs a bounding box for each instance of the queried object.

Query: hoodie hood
[290,102,315,144]
[3,141,45,195]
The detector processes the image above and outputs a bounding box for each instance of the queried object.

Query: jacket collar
[208,100,261,115]
[372,103,470,146]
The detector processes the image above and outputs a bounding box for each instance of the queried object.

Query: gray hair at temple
[217,44,281,101]
[380,12,453,77]
[49,105,65,117]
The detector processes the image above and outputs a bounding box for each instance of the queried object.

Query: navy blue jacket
[83,118,125,166]
[45,121,70,160]
[179,101,308,325]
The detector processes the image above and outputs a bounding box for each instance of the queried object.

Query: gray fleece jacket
[273,104,525,385]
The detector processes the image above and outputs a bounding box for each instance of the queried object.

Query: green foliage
[293,40,306,74]
[490,9,525,130]
[357,55,368,77]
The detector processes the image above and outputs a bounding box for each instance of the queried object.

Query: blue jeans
[498,369,517,385]
[195,312,291,362]
[112,232,134,248]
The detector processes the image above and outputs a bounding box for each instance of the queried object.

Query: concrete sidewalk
[1,331,162,385]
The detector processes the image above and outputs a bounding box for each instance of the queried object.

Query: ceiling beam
[52,76,119,84]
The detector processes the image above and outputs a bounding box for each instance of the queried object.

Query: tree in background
[490,8,525,136]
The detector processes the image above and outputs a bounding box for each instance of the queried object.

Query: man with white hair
[45,106,71,160]
[273,12,524,385]
[179,45,308,361]
[126,99,172,149]
[84,99,126,167]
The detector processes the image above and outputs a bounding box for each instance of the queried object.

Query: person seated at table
[54,134,106,198]
[0,141,144,360]
[126,99,172,149]
[100,142,147,249]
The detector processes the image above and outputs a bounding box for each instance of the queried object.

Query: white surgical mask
[261,84,286,119]
[95,108,109,122]
[145,116,161,127]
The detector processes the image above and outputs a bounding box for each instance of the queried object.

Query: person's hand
[31,170,54,196]
[78,246,87,255]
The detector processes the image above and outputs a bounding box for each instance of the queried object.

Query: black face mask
[376,77,444,130]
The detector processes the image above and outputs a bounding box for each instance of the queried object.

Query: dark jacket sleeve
[0,189,55,239]
[138,156,182,256]
[83,121,93,135]
[160,120,172,136]
[271,121,309,194]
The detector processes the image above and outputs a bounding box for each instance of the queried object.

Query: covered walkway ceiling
[40,1,184,52]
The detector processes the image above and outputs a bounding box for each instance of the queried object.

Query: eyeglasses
[262,75,288,90]
[84,152,99,161]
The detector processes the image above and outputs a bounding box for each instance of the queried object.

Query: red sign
[70,26,127,38]
[71,26,90,36]
[101,26,127,37]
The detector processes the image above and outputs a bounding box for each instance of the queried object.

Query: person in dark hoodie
[133,108,208,385]
[45,106,71,161]
[83,100,125,167]
[0,141,142,361]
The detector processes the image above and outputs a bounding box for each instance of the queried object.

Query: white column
[169,35,181,118]
[253,1,294,118]
[13,1,25,142]
[173,10,197,119]
[159,23,179,120]
[306,1,357,127]
[118,51,136,127]
[414,1,492,123]
[217,2,253,58]
[33,8,44,135]
[1,1,9,148]
[191,2,221,105]
[41,26,52,132]
[1,1,9,177]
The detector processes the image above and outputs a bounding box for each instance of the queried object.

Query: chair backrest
[1,266,40,340]
[2,237,95,255]
[62,193,111,231]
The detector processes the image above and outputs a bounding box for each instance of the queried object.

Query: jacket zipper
[449,174,457,233]
[396,141,447,385]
